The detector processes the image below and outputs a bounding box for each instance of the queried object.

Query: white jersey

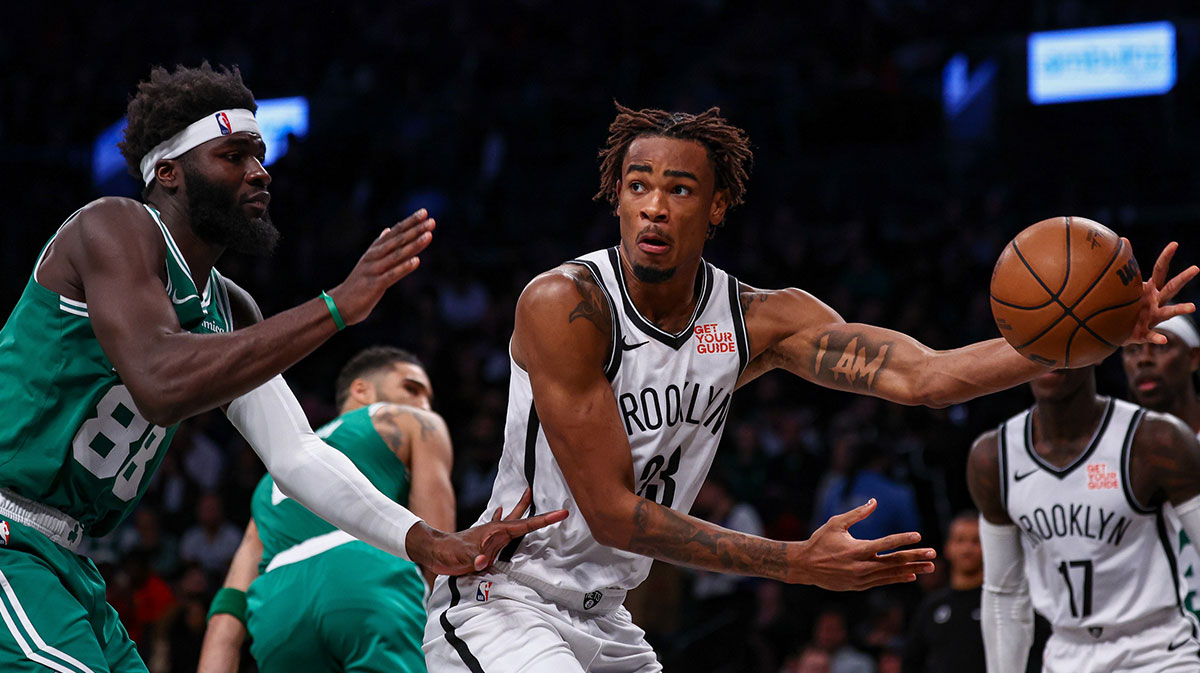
[1000,398,1192,631]
[480,247,749,599]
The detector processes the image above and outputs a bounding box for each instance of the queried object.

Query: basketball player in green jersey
[0,63,564,673]
[197,346,453,673]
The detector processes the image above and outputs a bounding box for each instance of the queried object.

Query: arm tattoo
[738,283,769,317]
[371,408,408,455]
[628,499,788,580]
[565,267,611,337]
[812,332,891,390]
[373,406,441,454]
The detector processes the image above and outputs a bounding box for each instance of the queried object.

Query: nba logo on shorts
[583,590,603,610]
[0,521,9,546]
[215,112,232,136]
[476,580,493,602]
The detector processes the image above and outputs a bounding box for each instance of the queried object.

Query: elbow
[129,392,185,427]
[578,502,630,549]
[909,371,956,409]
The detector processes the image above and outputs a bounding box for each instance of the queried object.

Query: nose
[247,157,271,188]
[640,189,668,222]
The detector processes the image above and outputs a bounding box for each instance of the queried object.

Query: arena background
[4,2,1200,671]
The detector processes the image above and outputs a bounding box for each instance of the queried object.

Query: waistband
[1053,607,1192,644]
[264,530,356,573]
[0,489,83,553]
[495,561,627,615]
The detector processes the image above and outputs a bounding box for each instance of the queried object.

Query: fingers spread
[1161,266,1199,302]
[874,547,937,563]
[502,488,534,522]
[866,533,924,555]
[832,498,876,529]
[511,509,568,535]
[1152,241,1179,287]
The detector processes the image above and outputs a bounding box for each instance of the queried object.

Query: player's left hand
[406,488,568,576]
[1126,240,1198,345]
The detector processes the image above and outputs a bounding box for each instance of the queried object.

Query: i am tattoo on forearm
[812,332,892,391]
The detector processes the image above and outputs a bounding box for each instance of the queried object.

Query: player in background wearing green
[198,347,455,673]
[0,63,563,673]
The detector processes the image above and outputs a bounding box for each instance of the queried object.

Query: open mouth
[637,232,670,255]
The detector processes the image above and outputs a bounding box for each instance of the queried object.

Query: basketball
[990,216,1144,368]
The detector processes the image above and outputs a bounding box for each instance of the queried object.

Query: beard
[183,168,280,256]
[630,261,677,284]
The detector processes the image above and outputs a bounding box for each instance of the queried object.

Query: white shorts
[423,569,661,673]
[1044,609,1200,673]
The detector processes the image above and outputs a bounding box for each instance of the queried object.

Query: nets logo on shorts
[583,590,603,611]
[0,521,9,546]
[475,580,492,602]
[216,112,232,136]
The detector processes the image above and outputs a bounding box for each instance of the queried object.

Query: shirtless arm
[1129,412,1200,548]
[511,266,934,589]
[737,243,1196,406]
[197,520,262,673]
[967,431,1033,673]
[44,198,434,426]
[372,404,457,582]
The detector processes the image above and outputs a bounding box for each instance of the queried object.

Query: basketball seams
[1060,238,1129,365]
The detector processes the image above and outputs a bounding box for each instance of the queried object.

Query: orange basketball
[990,216,1144,368]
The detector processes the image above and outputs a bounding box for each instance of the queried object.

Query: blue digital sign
[1028,21,1176,105]
[93,96,310,187]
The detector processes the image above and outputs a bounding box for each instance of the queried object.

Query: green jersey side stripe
[0,570,96,673]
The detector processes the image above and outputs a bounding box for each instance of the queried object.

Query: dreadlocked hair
[594,103,753,236]
[119,62,257,190]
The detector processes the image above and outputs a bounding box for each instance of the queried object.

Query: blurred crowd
[5,1,1200,671]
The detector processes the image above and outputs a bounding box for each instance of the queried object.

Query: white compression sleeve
[979,516,1033,673]
[225,375,422,561]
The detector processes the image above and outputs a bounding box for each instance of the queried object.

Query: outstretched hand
[796,499,936,591]
[1126,240,1198,345]
[327,209,437,326]
[406,488,568,576]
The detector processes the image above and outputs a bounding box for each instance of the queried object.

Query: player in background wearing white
[422,104,1195,672]
[968,366,1200,672]
[1123,314,1200,622]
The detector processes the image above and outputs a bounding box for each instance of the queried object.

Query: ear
[709,189,730,227]
[347,378,377,407]
[1188,347,1200,374]
[155,159,183,190]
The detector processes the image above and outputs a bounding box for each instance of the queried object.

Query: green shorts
[0,519,144,672]
[247,542,428,673]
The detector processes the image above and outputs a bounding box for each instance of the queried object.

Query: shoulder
[966,428,1002,473]
[513,264,611,368]
[519,264,608,314]
[370,403,449,443]
[61,197,162,259]
[1134,409,1195,444]
[220,276,263,328]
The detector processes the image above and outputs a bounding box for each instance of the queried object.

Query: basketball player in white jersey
[423,104,1197,672]
[1122,314,1200,622]
[968,366,1200,672]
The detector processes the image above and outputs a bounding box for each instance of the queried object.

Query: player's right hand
[792,498,936,590]
[326,209,436,325]
[406,488,569,576]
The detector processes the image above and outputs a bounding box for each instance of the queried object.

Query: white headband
[138,108,260,185]
[1157,315,1200,348]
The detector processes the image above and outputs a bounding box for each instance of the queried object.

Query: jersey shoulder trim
[1119,406,1154,514]
[725,273,750,375]
[564,258,623,381]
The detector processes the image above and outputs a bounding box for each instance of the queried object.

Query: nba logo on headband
[216,112,232,136]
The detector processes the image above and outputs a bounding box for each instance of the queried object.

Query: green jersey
[0,204,233,537]
[251,403,414,571]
